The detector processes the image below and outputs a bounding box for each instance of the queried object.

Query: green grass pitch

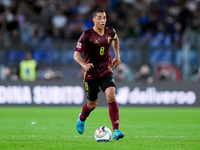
[0,107,200,150]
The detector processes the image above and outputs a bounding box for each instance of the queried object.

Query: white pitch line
[4,135,200,138]
[0,124,199,130]
[5,135,93,138]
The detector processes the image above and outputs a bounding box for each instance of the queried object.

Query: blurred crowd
[0,0,200,82]
[0,0,199,45]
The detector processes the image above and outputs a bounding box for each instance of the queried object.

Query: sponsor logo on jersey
[93,40,99,44]
[76,42,82,48]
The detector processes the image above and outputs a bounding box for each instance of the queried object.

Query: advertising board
[0,80,199,107]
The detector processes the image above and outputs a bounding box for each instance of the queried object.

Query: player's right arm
[73,51,94,71]
[74,31,94,71]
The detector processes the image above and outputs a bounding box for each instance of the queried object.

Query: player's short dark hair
[92,9,105,18]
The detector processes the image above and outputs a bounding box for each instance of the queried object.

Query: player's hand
[83,63,94,71]
[112,57,121,68]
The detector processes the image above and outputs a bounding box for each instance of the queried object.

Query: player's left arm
[112,34,121,68]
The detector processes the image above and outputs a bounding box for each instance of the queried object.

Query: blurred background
[0,0,200,83]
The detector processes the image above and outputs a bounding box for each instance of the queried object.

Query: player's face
[93,12,106,30]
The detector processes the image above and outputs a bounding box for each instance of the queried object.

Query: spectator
[77,0,92,15]
[29,22,44,43]
[178,2,194,36]
[43,68,63,81]
[157,66,170,81]
[136,64,153,84]
[68,14,84,40]
[18,51,38,81]
[113,63,134,81]
[51,10,68,39]
[157,63,183,81]
[0,65,18,81]
[172,22,182,46]
[19,17,32,42]
[127,17,141,39]
[1,66,11,80]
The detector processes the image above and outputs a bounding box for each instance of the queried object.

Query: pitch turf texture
[0,107,199,150]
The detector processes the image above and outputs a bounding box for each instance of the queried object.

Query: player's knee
[88,101,97,110]
[106,93,116,103]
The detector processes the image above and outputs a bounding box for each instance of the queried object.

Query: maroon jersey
[75,27,117,79]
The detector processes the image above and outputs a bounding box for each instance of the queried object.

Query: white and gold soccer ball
[94,126,112,142]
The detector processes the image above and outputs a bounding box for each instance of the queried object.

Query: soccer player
[73,9,124,140]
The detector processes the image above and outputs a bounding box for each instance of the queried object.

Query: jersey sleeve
[74,32,86,53]
[112,28,117,40]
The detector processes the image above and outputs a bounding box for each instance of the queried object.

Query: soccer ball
[94,126,112,142]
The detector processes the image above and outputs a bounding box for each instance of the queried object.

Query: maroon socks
[108,101,119,131]
[79,101,120,131]
[80,103,92,121]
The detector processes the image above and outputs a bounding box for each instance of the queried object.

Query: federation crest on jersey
[76,42,82,48]
[108,37,111,43]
